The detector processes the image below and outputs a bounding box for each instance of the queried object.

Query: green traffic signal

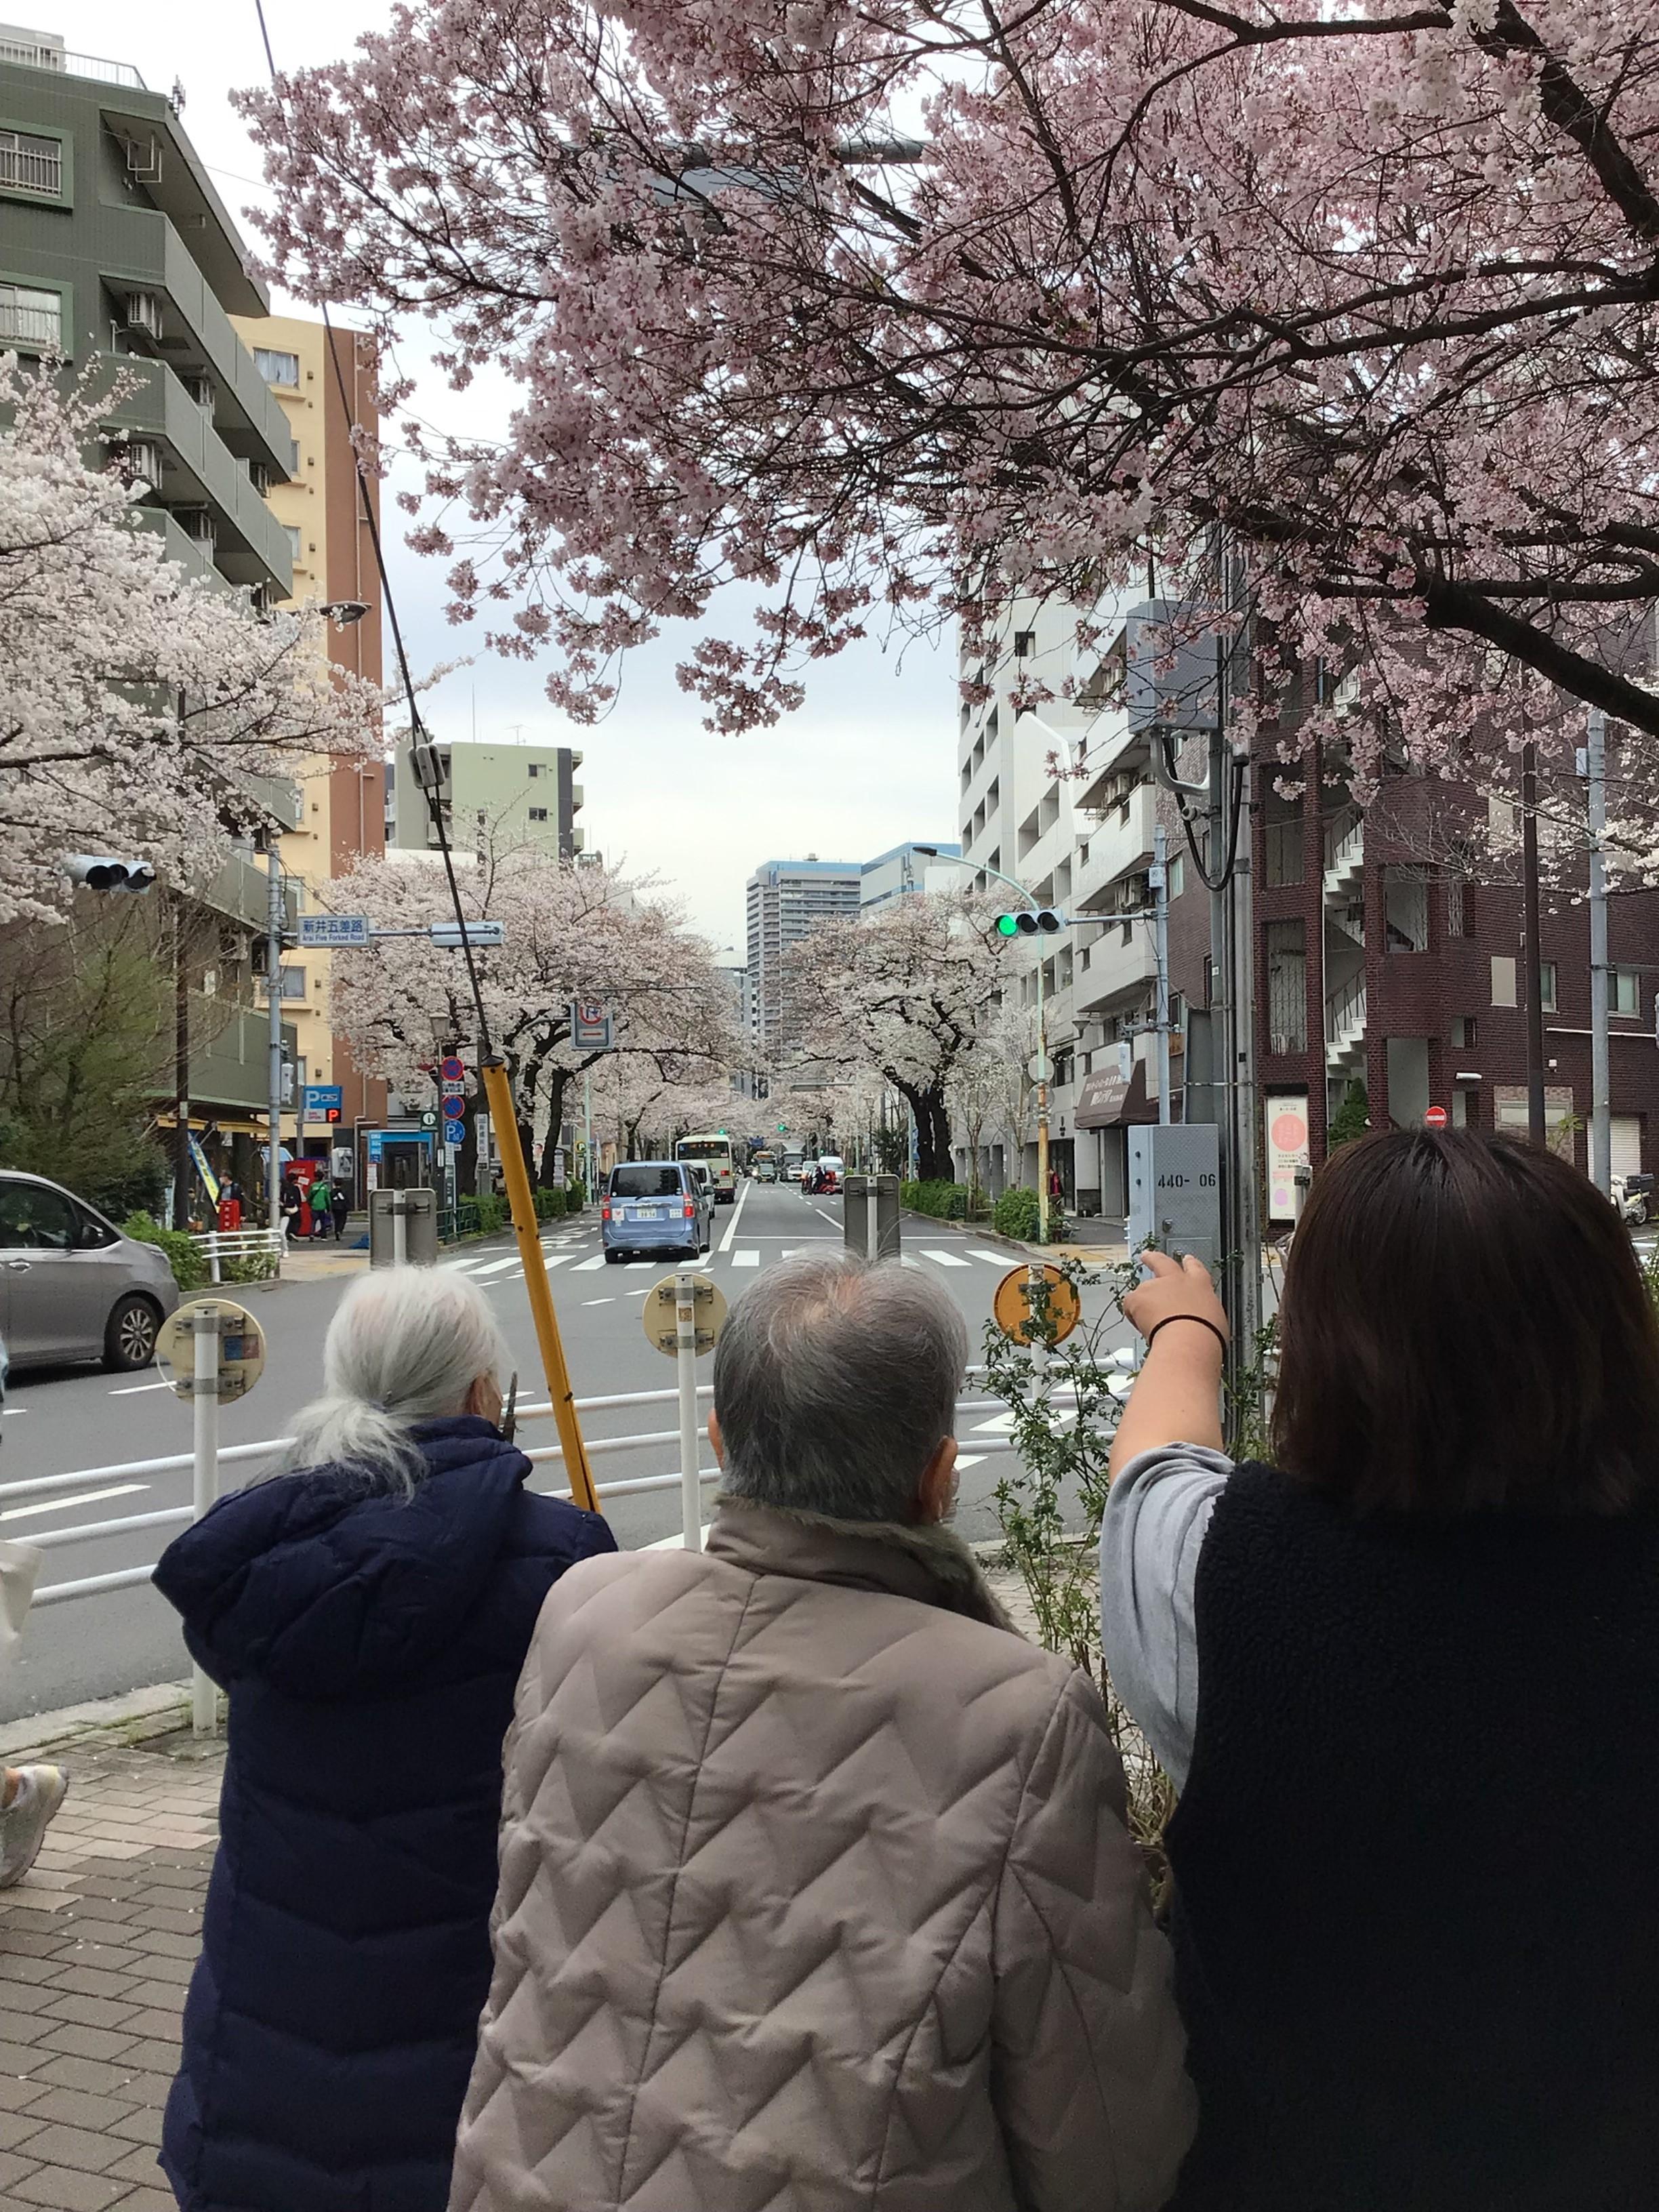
[995,912,1021,937]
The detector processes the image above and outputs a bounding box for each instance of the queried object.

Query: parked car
[0,1170,180,1372]
[601,1162,711,1263]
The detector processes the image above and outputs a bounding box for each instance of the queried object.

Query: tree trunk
[897,1080,954,1181]
[537,1067,573,1187]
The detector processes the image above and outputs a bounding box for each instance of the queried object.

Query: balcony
[0,33,144,85]
[1075,785,1156,912]
[1075,921,1158,1015]
[190,1003,276,1115]
[107,361,293,594]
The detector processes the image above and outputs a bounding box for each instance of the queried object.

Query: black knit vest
[1165,1461,1659,2212]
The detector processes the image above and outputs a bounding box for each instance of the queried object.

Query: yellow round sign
[155,1296,268,1403]
[642,1273,729,1359]
[993,1264,1082,1347]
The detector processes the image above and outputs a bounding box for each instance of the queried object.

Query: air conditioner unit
[124,291,164,341]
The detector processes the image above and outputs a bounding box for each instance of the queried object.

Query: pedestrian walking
[450,1252,1192,2212]
[330,1183,352,1242]
[152,1268,615,2212]
[1103,1128,1659,2212]
[278,1178,300,1246]
[308,1171,332,1237]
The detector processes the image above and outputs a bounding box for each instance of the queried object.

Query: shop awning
[1075,1061,1158,1130]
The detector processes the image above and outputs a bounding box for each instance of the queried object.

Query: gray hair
[280,1266,513,1493]
[714,1252,968,1521]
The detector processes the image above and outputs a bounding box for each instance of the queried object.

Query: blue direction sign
[302,1084,344,1124]
[297,914,372,948]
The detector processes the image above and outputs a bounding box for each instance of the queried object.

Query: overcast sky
[42,0,958,949]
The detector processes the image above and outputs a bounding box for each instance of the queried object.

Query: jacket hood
[154,1416,533,1698]
[707,1494,1022,1634]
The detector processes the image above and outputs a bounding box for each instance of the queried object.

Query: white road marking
[922,1249,970,1268]
[972,1412,1017,1434]
[813,1207,840,1227]
[954,1454,986,1471]
[582,1298,616,1307]
[969,1249,1009,1264]
[1,1482,146,1523]
[573,1254,608,1271]
[108,1379,171,1395]
[718,1177,752,1252]
[731,1250,760,1268]
[440,1253,493,1271]
[470,1256,526,1279]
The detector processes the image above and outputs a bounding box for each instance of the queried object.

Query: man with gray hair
[451,1254,1193,2212]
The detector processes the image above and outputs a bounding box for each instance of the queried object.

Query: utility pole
[1585,708,1611,1193]
[1521,739,1547,1145]
[1153,823,1172,1126]
[1035,950,1050,1239]
[172,893,190,1231]
[266,838,285,1229]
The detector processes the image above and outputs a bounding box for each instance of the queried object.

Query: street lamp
[319,600,369,627]
[913,846,1061,1239]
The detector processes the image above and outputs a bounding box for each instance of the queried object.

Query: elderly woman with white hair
[152,1267,614,2212]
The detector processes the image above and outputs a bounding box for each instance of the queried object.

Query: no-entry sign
[1425,1105,1448,1130]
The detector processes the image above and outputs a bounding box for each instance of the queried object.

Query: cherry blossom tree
[0,356,382,922]
[245,0,1659,800]
[787,891,1004,1179]
[329,838,741,1183]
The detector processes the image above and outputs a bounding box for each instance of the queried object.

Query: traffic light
[994,908,1063,938]
[62,855,157,893]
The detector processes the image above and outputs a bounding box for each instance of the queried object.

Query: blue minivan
[602,1161,711,1263]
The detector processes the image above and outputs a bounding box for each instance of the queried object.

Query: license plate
[639,1208,662,1221]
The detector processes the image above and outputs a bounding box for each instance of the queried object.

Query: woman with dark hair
[1101,1129,1659,2212]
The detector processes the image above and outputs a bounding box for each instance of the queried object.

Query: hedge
[991,1187,1069,1245]
[900,1179,968,1220]
[566,1178,587,1211]
[533,1186,567,1222]
[456,1194,508,1238]
[122,1212,208,1292]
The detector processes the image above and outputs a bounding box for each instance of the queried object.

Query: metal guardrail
[0,41,146,87]
[193,1227,286,1284]
[4,1378,1073,1609]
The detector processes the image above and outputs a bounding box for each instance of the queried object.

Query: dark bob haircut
[1271,1129,1659,1516]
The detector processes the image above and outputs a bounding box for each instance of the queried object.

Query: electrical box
[1128,1125,1221,1269]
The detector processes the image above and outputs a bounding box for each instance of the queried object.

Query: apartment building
[227,310,388,1174]
[386,739,584,863]
[745,857,863,1060]
[859,841,962,909]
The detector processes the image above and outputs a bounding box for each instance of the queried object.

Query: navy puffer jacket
[152,1416,615,2212]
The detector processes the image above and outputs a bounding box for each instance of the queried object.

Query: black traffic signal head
[994,907,1063,939]
[63,855,157,893]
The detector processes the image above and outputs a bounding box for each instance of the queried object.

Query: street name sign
[298,914,371,948]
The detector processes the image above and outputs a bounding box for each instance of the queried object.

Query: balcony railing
[0,301,61,348]
[1326,975,1367,1043]
[0,143,61,193]
[0,39,145,87]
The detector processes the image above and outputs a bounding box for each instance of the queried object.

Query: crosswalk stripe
[470,1255,525,1279]
[921,1248,970,1269]
[968,1249,1008,1264]
[730,1250,760,1268]
[573,1254,608,1271]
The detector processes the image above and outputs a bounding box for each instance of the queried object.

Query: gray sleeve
[1098,1447,1233,1792]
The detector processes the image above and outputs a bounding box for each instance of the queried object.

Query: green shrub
[900,1179,966,1219]
[991,1187,1070,1244]
[1328,1080,1370,1149]
[565,1178,586,1212]
[455,1193,508,1240]
[537,1186,567,1220]
[122,1210,208,1292]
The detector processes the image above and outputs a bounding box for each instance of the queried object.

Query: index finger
[1136,1248,1184,1279]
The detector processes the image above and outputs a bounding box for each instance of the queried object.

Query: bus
[675,1132,737,1206]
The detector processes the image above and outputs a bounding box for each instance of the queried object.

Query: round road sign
[440,1054,465,1082]
[155,1296,267,1404]
[642,1273,728,1357]
[993,1265,1082,1347]
[1424,1105,1449,1130]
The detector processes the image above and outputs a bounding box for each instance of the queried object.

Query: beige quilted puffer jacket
[450,1498,1194,2212]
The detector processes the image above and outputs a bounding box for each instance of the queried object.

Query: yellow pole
[480,1059,601,1516]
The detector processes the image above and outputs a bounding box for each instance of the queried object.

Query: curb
[0,1679,197,1764]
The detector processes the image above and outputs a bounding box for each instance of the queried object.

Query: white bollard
[675,1271,702,1552]
[206,1231,222,1286]
[190,1307,220,1736]
[866,1182,879,1262]
[392,1197,407,1267]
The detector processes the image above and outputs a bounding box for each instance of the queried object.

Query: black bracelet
[1144,1313,1229,1355]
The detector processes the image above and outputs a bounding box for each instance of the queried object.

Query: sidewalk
[0,1693,216,2209]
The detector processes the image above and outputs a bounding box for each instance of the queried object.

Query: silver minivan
[0,1170,180,1372]
[601,1161,711,1263]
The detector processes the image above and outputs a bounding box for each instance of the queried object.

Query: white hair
[280,1266,514,1493]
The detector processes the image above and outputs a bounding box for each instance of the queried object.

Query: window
[0,281,60,350]
[1013,630,1036,659]
[1385,869,1430,952]
[252,347,300,387]
[527,806,548,822]
[1539,960,1557,1015]
[610,1164,684,1200]
[1265,919,1307,1054]
[0,127,62,197]
[1614,968,1641,1017]
[1446,878,1473,937]
[1451,1015,1477,1050]
[283,524,302,560]
[0,1181,77,1251]
[1168,854,1185,901]
[260,966,306,1001]
[1263,802,1305,886]
[527,761,542,778]
[1491,956,1517,1008]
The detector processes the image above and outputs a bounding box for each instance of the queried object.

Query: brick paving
[0,1720,222,2209]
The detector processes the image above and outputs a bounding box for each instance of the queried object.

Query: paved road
[0,1181,1130,1719]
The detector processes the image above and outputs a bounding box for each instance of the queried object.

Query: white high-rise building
[745,857,863,1061]
[956,593,1188,1216]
